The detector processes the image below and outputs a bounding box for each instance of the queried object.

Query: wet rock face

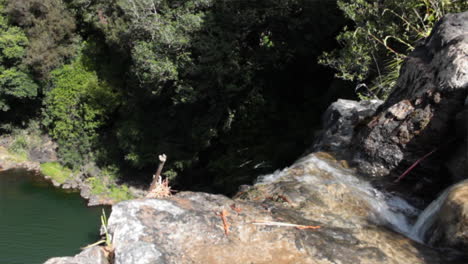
[426,182,468,249]
[104,153,459,264]
[350,12,468,180]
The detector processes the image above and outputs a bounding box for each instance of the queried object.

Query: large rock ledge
[45,152,466,264]
[105,155,461,264]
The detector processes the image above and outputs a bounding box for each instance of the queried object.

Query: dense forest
[0,0,466,195]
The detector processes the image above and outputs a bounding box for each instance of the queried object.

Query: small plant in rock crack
[83,209,114,257]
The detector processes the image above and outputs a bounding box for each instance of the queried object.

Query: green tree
[0,68,37,111]
[6,0,80,79]
[42,50,120,168]
[66,0,344,187]
[0,1,38,113]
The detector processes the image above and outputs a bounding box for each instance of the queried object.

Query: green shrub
[87,177,107,194]
[5,0,80,79]
[42,46,120,168]
[108,184,133,202]
[8,135,27,155]
[5,121,45,161]
[87,176,134,202]
[40,162,72,184]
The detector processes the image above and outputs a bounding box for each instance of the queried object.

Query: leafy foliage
[0,0,390,194]
[86,166,134,202]
[0,68,37,111]
[0,1,38,113]
[319,0,468,98]
[42,49,120,168]
[65,0,344,188]
[4,120,43,160]
[5,0,80,79]
[87,176,134,202]
[0,21,27,63]
[7,133,28,156]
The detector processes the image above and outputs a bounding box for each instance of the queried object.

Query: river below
[0,169,107,264]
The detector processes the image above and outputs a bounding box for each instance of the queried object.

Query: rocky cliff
[350,12,467,188]
[45,11,468,264]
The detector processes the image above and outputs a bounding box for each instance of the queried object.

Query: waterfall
[256,153,419,235]
[254,153,468,247]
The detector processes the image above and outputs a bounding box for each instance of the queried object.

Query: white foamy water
[255,153,419,235]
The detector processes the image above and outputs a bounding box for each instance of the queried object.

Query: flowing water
[303,155,419,234]
[257,153,468,248]
[0,169,107,264]
[256,154,420,235]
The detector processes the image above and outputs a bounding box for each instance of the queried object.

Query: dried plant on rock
[146,176,172,199]
[146,154,172,198]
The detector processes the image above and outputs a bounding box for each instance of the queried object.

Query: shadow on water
[0,168,109,264]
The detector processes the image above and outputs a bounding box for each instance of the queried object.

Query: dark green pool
[0,169,106,264]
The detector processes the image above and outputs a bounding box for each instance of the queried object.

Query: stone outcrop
[28,136,58,163]
[312,99,382,154]
[348,12,467,182]
[424,181,468,250]
[0,146,41,172]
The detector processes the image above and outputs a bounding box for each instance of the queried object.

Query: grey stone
[114,241,164,264]
[44,246,109,264]
[425,181,468,250]
[312,99,383,154]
